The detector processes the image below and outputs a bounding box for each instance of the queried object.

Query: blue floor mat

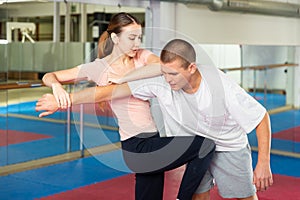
[0,150,299,200]
[247,109,300,153]
[0,116,120,166]
[0,150,131,200]
[249,92,286,110]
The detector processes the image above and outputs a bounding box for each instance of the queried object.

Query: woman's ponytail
[98,31,114,59]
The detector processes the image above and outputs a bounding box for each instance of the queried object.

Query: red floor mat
[39,166,300,200]
[273,126,300,142]
[0,129,51,146]
[210,174,300,200]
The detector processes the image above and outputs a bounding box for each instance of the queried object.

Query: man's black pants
[121,132,215,200]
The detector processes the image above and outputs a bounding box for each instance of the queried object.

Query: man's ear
[111,33,119,44]
[188,63,197,74]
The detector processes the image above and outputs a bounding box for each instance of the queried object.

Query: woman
[40,12,214,200]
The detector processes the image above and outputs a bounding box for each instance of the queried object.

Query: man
[36,39,273,200]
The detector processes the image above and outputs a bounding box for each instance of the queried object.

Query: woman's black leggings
[121,132,215,200]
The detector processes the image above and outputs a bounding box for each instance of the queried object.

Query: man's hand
[35,93,60,117]
[253,161,273,191]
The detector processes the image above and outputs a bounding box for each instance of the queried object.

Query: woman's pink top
[78,49,157,141]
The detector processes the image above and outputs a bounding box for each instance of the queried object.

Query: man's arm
[253,112,273,191]
[36,83,132,117]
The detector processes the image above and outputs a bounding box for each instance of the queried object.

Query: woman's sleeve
[77,59,107,84]
[137,49,157,66]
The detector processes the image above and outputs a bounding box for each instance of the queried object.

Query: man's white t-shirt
[128,67,266,151]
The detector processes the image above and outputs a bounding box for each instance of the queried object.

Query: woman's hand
[52,83,71,109]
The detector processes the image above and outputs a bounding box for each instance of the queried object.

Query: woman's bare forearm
[42,72,63,88]
[70,83,132,105]
[117,64,162,84]
[42,67,82,88]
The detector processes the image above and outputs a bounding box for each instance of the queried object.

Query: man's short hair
[160,39,196,69]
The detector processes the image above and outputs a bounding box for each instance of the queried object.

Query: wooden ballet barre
[0,81,44,90]
[0,80,88,90]
[221,63,298,72]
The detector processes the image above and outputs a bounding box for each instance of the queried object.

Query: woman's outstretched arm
[115,54,162,84]
[116,63,162,84]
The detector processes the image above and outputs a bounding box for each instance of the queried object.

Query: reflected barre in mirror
[220,63,298,72]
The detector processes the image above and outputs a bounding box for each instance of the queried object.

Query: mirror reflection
[0,1,299,182]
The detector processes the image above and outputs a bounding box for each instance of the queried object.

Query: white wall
[172,3,300,46]
[195,44,242,84]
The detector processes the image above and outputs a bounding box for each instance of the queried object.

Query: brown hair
[160,39,196,69]
[98,12,141,58]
